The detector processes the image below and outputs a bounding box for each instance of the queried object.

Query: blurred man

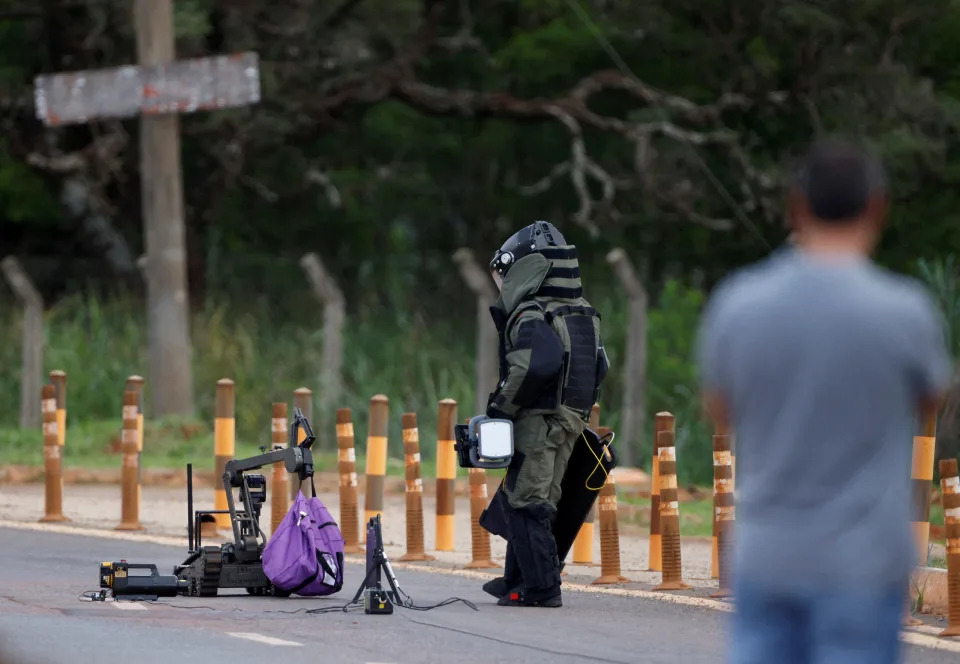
[696,138,952,664]
[481,220,607,607]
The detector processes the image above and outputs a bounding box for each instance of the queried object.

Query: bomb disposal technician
[481,221,608,607]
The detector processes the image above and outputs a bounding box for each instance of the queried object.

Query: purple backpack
[262,480,345,596]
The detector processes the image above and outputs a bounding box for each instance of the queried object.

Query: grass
[619,492,715,538]
[616,493,954,542]
[0,282,725,485]
[931,503,945,531]
[0,416,438,478]
[928,557,947,569]
[0,291,479,466]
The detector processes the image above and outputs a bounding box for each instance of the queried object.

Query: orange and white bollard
[435,399,457,552]
[592,442,628,585]
[364,395,389,525]
[465,467,497,569]
[649,413,671,572]
[50,370,66,447]
[911,412,937,565]
[336,408,363,553]
[711,422,734,598]
[125,375,145,453]
[654,414,690,591]
[212,378,236,533]
[292,387,313,498]
[572,404,601,565]
[40,384,67,523]
[400,413,434,561]
[116,390,145,531]
[270,402,290,535]
[939,458,960,637]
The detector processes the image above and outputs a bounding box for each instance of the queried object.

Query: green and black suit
[486,244,607,600]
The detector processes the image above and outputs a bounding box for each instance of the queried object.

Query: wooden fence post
[452,248,499,417]
[300,252,344,447]
[606,248,646,467]
[1,256,44,429]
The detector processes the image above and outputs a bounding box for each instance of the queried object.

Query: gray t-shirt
[697,248,952,593]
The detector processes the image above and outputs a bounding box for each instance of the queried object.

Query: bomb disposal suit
[483,221,608,607]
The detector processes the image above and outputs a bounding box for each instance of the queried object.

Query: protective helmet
[489,221,567,277]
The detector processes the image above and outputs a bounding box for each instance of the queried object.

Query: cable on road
[77,585,478,615]
[300,590,478,615]
[77,592,231,612]
[398,612,633,664]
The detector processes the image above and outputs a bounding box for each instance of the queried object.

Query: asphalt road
[0,527,954,664]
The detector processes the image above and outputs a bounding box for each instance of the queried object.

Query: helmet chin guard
[489,221,567,277]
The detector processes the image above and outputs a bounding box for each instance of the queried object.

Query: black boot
[482,543,520,599]
[497,588,562,607]
[496,503,562,607]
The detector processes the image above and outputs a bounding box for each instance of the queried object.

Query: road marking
[110,601,147,611]
[226,633,303,647]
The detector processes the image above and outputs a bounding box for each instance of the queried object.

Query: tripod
[350,515,403,613]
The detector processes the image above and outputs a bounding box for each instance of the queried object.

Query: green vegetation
[0,416,431,478]
[4,260,957,485]
[619,494,715,538]
[0,280,720,483]
[927,557,948,570]
[616,494,951,541]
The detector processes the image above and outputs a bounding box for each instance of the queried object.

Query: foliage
[4,0,960,299]
[915,254,960,464]
[0,291,477,461]
[3,1,959,488]
[917,255,960,359]
[0,277,717,479]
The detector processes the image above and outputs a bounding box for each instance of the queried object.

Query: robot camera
[246,473,267,507]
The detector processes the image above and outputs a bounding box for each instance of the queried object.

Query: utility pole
[33,2,260,417]
[134,0,193,416]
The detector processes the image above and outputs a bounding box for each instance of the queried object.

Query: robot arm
[223,408,316,487]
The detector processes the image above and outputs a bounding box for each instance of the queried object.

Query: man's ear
[865,190,889,232]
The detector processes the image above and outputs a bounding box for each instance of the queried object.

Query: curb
[911,566,951,617]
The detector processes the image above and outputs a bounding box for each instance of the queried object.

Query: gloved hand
[486,398,512,421]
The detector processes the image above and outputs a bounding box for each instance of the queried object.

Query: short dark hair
[791,138,887,224]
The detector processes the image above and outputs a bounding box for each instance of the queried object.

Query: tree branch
[324,0,366,28]
[288,16,782,234]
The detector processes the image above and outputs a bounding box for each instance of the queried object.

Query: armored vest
[497,297,609,419]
